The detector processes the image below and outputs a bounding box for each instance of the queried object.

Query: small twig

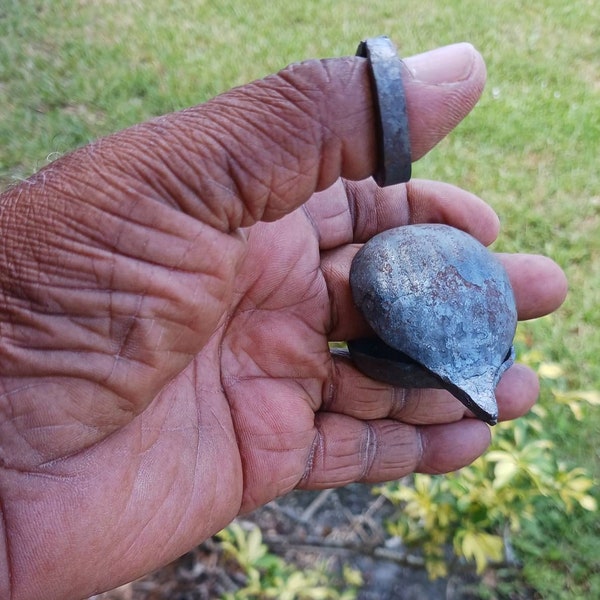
[263,500,310,526]
[263,533,425,569]
[373,547,425,568]
[365,493,388,518]
[216,568,242,593]
[300,488,336,522]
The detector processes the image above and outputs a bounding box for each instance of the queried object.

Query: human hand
[0,43,567,599]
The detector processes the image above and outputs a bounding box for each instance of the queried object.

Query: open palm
[0,45,567,599]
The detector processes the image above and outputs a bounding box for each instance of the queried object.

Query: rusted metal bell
[348,224,517,425]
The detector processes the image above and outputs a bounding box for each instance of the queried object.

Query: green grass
[1,0,599,597]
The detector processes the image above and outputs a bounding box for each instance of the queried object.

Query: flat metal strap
[356,36,412,187]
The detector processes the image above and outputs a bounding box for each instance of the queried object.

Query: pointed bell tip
[481,408,498,426]
[447,380,498,425]
[467,390,498,425]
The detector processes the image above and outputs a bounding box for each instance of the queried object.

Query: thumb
[0,41,485,462]
[31,42,485,231]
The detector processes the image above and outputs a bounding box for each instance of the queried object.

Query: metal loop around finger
[356,36,412,187]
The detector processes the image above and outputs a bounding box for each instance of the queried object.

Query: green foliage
[378,331,599,594]
[217,521,361,600]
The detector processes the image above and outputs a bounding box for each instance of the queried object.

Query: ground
[91,484,507,600]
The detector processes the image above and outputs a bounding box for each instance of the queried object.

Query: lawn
[1,1,598,598]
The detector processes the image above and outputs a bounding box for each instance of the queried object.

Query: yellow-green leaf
[461,531,504,574]
[555,389,600,405]
[343,566,364,587]
[579,494,598,512]
[538,362,564,379]
[493,460,519,488]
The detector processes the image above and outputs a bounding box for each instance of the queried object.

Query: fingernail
[406,43,477,84]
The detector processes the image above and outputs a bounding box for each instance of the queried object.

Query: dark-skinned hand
[0,43,567,599]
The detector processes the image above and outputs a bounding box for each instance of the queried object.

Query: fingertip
[405,43,486,92]
[403,43,487,161]
[418,420,491,474]
[546,256,569,308]
[405,179,500,245]
[496,363,540,421]
[501,253,569,320]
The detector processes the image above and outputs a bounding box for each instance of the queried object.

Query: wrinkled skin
[0,44,567,599]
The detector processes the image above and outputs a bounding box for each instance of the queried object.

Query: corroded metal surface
[356,36,411,186]
[349,224,517,425]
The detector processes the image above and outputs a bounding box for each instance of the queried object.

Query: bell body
[349,224,517,425]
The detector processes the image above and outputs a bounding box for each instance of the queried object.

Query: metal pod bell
[348,224,518,425]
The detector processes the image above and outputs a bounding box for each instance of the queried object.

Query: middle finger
[325,353,539,424]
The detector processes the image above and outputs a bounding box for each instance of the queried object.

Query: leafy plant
[217,521,361,599]
[378,331,598,581]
